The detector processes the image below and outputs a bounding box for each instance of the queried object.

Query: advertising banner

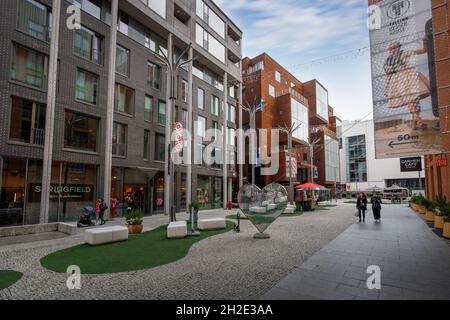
[400,156,422,172]
[369,0,442,159]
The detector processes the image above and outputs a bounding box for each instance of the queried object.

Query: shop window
[9,96,46,145]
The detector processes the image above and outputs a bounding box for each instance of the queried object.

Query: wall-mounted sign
[28,184,94,202]
[400,157,422,172]
[438,159,448,168]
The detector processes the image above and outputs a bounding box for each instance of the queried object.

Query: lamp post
[309,138,320,183]
[277,123,302,206]
[155,41,194,222]
[240,98,266,185]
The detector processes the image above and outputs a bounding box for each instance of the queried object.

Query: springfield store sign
[28,184,94,202]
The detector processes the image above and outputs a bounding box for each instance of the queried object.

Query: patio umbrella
[295,183,326,190]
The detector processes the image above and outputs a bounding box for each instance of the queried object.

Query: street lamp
[277,122,302,206]
[308,138,320,183]
[155,41,195,222]
[240,98,266,185]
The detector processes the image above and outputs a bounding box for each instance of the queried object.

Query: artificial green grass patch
[41,221,235,275]
[0,270,23,290]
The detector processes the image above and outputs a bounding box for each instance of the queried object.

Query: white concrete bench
[250,206,267,213]
[261,201,270,207]
[167,221,188,239]
[267,203,277,211]
[283,206,295,214]
[276,196,288,203]
[198,218,226,230]
[85,226,128,246]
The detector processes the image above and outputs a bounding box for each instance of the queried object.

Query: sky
[215,0,373,122]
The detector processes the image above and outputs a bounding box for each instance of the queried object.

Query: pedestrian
[98,198,108,225]
[110,196,119,220]
[127,196,134,214]
[356,192,368,223]
[95,198,101,224]
[371,194,382,223]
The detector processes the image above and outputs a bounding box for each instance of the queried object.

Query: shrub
[125,209,144,225]
[188,201,201,211]
[433,196,447,216]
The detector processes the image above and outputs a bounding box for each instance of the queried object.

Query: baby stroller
[77,206,96,227]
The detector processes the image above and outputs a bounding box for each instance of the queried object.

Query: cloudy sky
[215,0,373,121]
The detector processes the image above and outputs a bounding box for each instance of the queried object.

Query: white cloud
[215,0,367,57]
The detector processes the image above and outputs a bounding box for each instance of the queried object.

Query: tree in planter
[125,209,144,234]
[441,202,450,238]
[433,196,447,229]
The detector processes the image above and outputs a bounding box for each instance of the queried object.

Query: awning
[295,183,327,190]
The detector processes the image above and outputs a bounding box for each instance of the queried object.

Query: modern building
[241,53,342,199]
[425,0,450,201]
[0,0,243,227]
[339,120,425,193]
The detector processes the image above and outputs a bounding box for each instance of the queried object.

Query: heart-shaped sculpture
[238,183,288,237]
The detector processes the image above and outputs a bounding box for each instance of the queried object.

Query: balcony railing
[31,128,45,146]
[277,88,308,106]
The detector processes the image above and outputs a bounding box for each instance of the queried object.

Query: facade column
[164,33,174,217]
[238,60,244,190]
[103,0,119,217]
[223,72,228,209]
[186,47,194,209]
[40,0,61,224]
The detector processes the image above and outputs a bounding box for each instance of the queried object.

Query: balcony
[277,88,309,107]
[227,37,241,56]
[174,18,190,38]
[31,128,45,146]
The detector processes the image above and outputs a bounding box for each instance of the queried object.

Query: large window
[17,0,52,41]
[76,69,98,105]
[269,84,276,97]
[196,0,225,38]
[197,88,205,109]
[158,101,166,125]
[228,104,235,123]
[195,24,225,63]
[227,128,235,146]
[11,44,48,89]
[197,116,206,137]
[291,98,309,142]
[275,71,281,82]
[147,62,162,90]
[155,133,165,161]
[73,0,102,20]
[325,135,340,182]
[112,123,127,157]
[64,111,98,152]
[74,26,102,64]
[144,130,150,160]
[9,97,46,145]
[115,84,134,115]
[211,95,220,116]
[346,135,367,182]
[143,0,166,19]
[116,45,130,76]
[181,79,188,102]
[316,84,329,121]
[144,95,153,122]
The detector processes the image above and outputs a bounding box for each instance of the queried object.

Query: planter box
[443,222,450,239]
[425,211,435,222]
[417,205,427,214]
[434,216,445,229]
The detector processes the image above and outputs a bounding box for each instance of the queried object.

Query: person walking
[98,198,108,225]
[356,192,368,223]
[95,198,101,225]
[371,194,382,223]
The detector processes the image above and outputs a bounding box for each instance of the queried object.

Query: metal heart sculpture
[237,183,288,235]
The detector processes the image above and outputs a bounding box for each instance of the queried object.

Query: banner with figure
[369,0,442,159]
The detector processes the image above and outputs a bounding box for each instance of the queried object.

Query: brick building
[0,0,242,227]
[425,0,450,201]
[241,53,341,198]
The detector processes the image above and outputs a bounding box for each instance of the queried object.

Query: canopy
[384,184,408,191]
[295,183,326,190]
[367,185,384,191]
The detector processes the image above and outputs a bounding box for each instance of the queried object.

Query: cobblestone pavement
[0,205,355,300]
[263,204,450,300]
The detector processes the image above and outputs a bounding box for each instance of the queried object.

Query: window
[275,71,281,82]
[158,101,166,125]
[228,104,235,123]
[316,84,329,121]
[144,130,150,160]
[9,96,46,145]
[112,123,127,157]
[64,110,98,152]
[193,62,224,91]
[196,0,225,38]
[114,84,134,115]
[212,121,220,141]
[325,135,340,182]
[155,133,165,161]
[73,0,102,20]
[76,69,98,105]
[146,0,166,19]
[248,61,264,74]
[211,95,220,116]
[182,109,188,127]
[269,84,275,97]
[17,0,52,41]
[346,135,367,182]
[228,86,236,99]
[197,88,205,109]
[116,45,130,76]
[11,44,48,89]
[195,24,225,63]
[181,79,188,102]
[227,128,235,146]
[291,98,309,142]
[74,26,102,64]
[148,62,162,90]
[195,144,206,166]
[197,116,206,137]
[144,96,153,122]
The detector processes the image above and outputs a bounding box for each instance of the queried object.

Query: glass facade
[291,98,309,142]
[325,135,340,182]
[346,135,367,182]
[316,84,329,121]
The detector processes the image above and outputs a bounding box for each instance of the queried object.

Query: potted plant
[125,209,144,234]
[410,195,420,211]
[417,196,428,214]
[433,196,446,230]
[441,202,450,239]
[188,201,201,224]
[424,198,435,222]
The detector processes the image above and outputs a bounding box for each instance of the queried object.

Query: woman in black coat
[371,195,382,223]
[356,193,368,223]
